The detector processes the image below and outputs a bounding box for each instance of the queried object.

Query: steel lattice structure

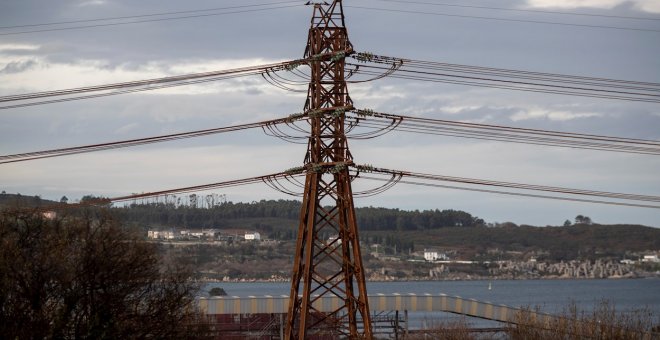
[284,1,373,338]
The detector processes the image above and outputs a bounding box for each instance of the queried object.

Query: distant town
[146,226,660,282]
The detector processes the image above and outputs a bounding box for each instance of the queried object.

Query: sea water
[206,278,660,329]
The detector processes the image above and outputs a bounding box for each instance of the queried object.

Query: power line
[344,110,660,155]
[0,60,301,102]
[345,5,660,33]
[356,165,660,208]
[368,0,660,21]
[353,69,660,103]
[0,4,301,36]
[39,163,660,211]
[364,56,660,90]
[7,107,657,166]
[347,53,660,103]
[355,110,660,144]
[350,63,660,100]
[6,51,655,110]
[348,119,660,155]
[367,166,660,202]
[34,170,306,211]
[49,163,660,210]
[0,1,301,30]
[0,58,308,110]
[0,116,298,164]
[109,171,303,204]
[0,71,266,110]
[358,175,660,209]
[0,50,358,109]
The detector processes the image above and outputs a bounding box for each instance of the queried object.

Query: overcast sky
[1,0,659,227]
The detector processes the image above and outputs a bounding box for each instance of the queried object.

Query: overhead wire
[349,119,660,155]
[354,69,660,103]
[7,51,656,110]
[35,164,660,211]
[5,105,658,166]
[0,71,267,110]
[0,1,302,30]
[361,57,660,91]
[0,3,302,36]
[354,165,660,208]
[110,171,304,204]
[0,116,304,164]
[344,5,660,33]
[367,0,660,21]
[346,60,660,103]
[357,175,660,209]
[0,58,315,110]
[344,110,660,155]
[0,59,304,102]
[368,166,660,202]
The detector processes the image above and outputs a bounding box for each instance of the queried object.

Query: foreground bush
[0,209,207,339]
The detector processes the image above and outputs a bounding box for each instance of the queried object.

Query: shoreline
[199,273,658,284]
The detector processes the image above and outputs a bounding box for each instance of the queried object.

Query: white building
[424,250,438,261]
[424,249,448,262]
[147,230,175,240]
[642,255,659,263]
[245,232,261,241]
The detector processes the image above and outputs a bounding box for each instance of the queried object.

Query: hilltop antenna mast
[285,0,373,338]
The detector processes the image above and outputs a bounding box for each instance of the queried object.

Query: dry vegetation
[506,301,658,340]
[400,301,658,340]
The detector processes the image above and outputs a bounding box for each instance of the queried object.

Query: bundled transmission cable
[368,0,660,21]
[345,5,660,33]
[0,2,301,36]
[358,175,660,209]
[348,54,660,103]
[0,59,308,109]
[0,115,303,164]
[0,49,352,109]
[108,171,304,203]
[34,170,306,212]
[354,165,660,208]
[345,110,660,155]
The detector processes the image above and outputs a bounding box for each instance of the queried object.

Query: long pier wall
[199,293,525,323]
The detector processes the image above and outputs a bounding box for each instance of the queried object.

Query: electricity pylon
[284,1,373,338]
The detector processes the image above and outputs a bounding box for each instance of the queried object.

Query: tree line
[111,199,485,231]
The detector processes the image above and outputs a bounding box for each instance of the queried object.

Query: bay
[206,278,660,329]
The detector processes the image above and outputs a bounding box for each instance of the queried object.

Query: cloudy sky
[1,0,659,227]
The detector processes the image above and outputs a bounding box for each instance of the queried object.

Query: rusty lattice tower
[284,1,373,338]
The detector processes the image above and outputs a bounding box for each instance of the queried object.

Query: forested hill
[0,193,58,208]
[0,194,483,230]
[113,199,486,231]
[2,193,658,259]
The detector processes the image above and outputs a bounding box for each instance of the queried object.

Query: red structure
[284,1,373,338]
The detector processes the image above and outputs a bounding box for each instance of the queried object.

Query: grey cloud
[1,0,658,226]
[0,59,37,74]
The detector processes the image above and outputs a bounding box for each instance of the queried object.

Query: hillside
[360,224,660,261]
[0,193,59,208]
[1,193,658,262]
